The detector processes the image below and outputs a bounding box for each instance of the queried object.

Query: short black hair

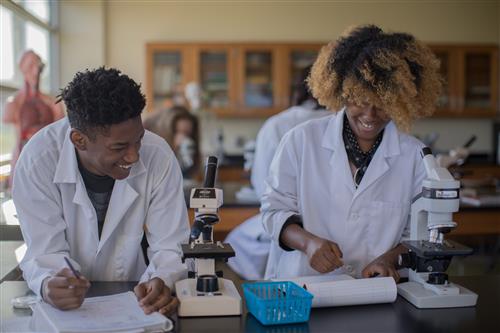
[59,67,145,137]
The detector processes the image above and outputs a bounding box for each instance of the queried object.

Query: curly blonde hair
[308,25,442,131]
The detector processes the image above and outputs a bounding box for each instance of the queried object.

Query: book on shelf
[204,82,228,91]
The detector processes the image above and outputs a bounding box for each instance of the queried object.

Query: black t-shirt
[76,152,115,239]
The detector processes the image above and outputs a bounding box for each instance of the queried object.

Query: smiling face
[71,116,145,180]
[345,102,390,152]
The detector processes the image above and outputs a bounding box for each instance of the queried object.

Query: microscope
[397,147,478,308]
[175,156,242,317]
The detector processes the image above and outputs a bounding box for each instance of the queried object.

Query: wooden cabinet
[146,44,196,114]
[430,44,498,117]
[282,44,324,106]
[146,42,497,118]
[237,45,283,116]
[192,44,236,117]
[146,42,323,117]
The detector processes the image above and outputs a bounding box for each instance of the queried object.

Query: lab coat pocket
[115,234,144,280]
[365,201,407,256]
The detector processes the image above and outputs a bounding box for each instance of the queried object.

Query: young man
[13,68,189,315]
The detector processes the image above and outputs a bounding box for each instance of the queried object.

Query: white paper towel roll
[305,276,397,308]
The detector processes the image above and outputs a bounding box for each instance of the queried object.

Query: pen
[64,257,81,279]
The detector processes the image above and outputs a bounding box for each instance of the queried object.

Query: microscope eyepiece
[203,156,218,188]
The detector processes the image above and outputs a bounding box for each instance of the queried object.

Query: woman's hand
[362,258,400,282]
[280,222,343,274]
[134,277,179,316]
[362,244,408,282]
[305,236,344,273]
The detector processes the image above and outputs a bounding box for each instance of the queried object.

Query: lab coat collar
[53,128,79,184]
[322,109,356,194]
[321,108,344,151]
[320,108,402,197]
[353,119,401,198]
[97,180,139,253]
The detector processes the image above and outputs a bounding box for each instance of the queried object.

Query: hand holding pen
[64,257,82,281]
[41,257,91,310]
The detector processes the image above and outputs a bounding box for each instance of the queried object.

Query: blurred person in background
[143,106,200,179]
[224,66,331,280]
[3,50,65,186]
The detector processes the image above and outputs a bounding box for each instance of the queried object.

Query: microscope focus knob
[196,274,219,293]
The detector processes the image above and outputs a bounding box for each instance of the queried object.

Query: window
[0,0,57,159]
[13,0,50,23]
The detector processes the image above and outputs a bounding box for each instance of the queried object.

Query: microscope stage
[181,242,236,259]
[403,240,473,257]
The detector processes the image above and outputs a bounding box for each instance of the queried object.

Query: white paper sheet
[282,274,397,308]
[31,291,172,332]
[1,316,33,333]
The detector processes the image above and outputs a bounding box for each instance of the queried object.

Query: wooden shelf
[146,42,323,117]
[429,44,498,118]
[146,42,498,118]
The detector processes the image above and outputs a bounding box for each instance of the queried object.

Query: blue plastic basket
[242,281,313,326]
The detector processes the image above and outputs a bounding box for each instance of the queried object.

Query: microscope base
[397,281,477,308]
[176,278,242,317]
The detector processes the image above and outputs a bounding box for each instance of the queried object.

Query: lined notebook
[276,274,397,308]
[31,291,173,332]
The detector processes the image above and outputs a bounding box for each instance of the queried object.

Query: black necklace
[342,114,384,188]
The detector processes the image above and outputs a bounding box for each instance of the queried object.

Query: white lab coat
[261,109,426,279]
[226,104,330,279]
[251,103,331,198]
[13,118,190,296]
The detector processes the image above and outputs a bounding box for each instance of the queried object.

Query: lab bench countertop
[1,275,499,333]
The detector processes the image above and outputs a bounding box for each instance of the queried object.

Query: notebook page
[33,291,172,332]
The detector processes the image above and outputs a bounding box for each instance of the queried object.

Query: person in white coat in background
[225,66,330,280]
[262,25,443,281]
[13,68,190,315]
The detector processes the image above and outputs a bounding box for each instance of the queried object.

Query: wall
[61,1,499,155]
[59,0,105,87]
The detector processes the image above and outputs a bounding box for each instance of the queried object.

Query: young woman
[261,25,442,281]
